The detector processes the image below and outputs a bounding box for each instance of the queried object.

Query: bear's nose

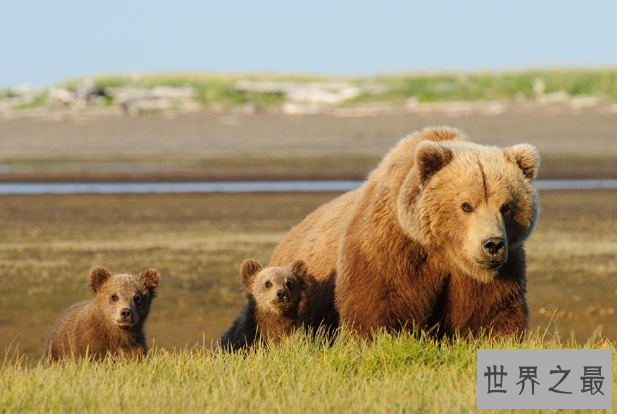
[277,289,288,300]
[482,236,506,259]
[120,308,133,320]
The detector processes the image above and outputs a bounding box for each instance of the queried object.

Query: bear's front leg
[485,293,529,338]
[334,269,395,339]
[452,291,529,340]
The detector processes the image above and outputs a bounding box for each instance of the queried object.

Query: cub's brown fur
[46,267,159,360]
[270,127,539,339]
[221,260,309,350]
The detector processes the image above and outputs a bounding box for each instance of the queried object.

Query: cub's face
[398,140,539,283]
[90,267,159,329]
[240,259,308,314]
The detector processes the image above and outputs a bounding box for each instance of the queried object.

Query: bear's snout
[276,289,289,301]
[480,236,507,264]
[120,308,134,321]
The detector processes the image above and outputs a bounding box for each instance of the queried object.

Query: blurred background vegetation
[3,69,617,112]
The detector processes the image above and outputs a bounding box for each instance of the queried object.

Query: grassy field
[1,331,615,414]
[0,190,616,359]
[0,190,615,413]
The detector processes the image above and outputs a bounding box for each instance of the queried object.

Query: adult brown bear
[269,127,539,338]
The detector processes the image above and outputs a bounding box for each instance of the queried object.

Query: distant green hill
[3,69,617,112]
[77,69,617,106]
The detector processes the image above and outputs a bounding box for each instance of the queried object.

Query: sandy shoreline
[1,110,616,181]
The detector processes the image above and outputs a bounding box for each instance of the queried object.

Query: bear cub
[221,259,309,350]
[46,266,160,361]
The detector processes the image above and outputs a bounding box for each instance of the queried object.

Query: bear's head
[397,130,540,283]
[240,259,309,315]
[90,267,160,330]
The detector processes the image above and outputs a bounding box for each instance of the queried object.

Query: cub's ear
[240,259,262,290]
[289,260,308,280]
[139,268,160,291]
[415,141,453,185]
[89,266,111,293]
[504,144,540,180]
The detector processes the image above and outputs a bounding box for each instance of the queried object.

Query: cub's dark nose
[482,236,506,259]
[277,289,288,300]
[120,308,133,320]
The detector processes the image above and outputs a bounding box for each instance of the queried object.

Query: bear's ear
[504,144,540,180]
[139,268,160,291]
[415,141,453,185]
[89,266,111,293]
[289,260,308,280]
[240,259,262,290]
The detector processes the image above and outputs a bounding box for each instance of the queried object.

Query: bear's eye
[110,294,119,302]
[134,295,141,304]
[265,281,272,288]
[500,203,511,215]
[286,281,293,289]
[461,202,474,213]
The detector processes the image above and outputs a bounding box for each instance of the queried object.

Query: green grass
[1,329,614,414]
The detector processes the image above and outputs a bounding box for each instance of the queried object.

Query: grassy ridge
[64,73,331,108]
[361,69,617,102]
[1,330,615,414]
[5,69,617,111]
[60,69,617,108]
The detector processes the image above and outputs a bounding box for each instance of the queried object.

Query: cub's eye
[461,202,473,213]
[500,204,511,215]
[265,281,272,288]
[110,294,119,302]
[134,295,141,304]
[286,281,293,289]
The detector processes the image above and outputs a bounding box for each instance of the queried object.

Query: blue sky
[1,0,616,87]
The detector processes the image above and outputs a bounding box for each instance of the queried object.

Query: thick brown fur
[221,260,311,350]
[270,126,539,339]
[45,267,160,361]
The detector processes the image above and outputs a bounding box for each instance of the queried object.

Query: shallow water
[0,179,616,195]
